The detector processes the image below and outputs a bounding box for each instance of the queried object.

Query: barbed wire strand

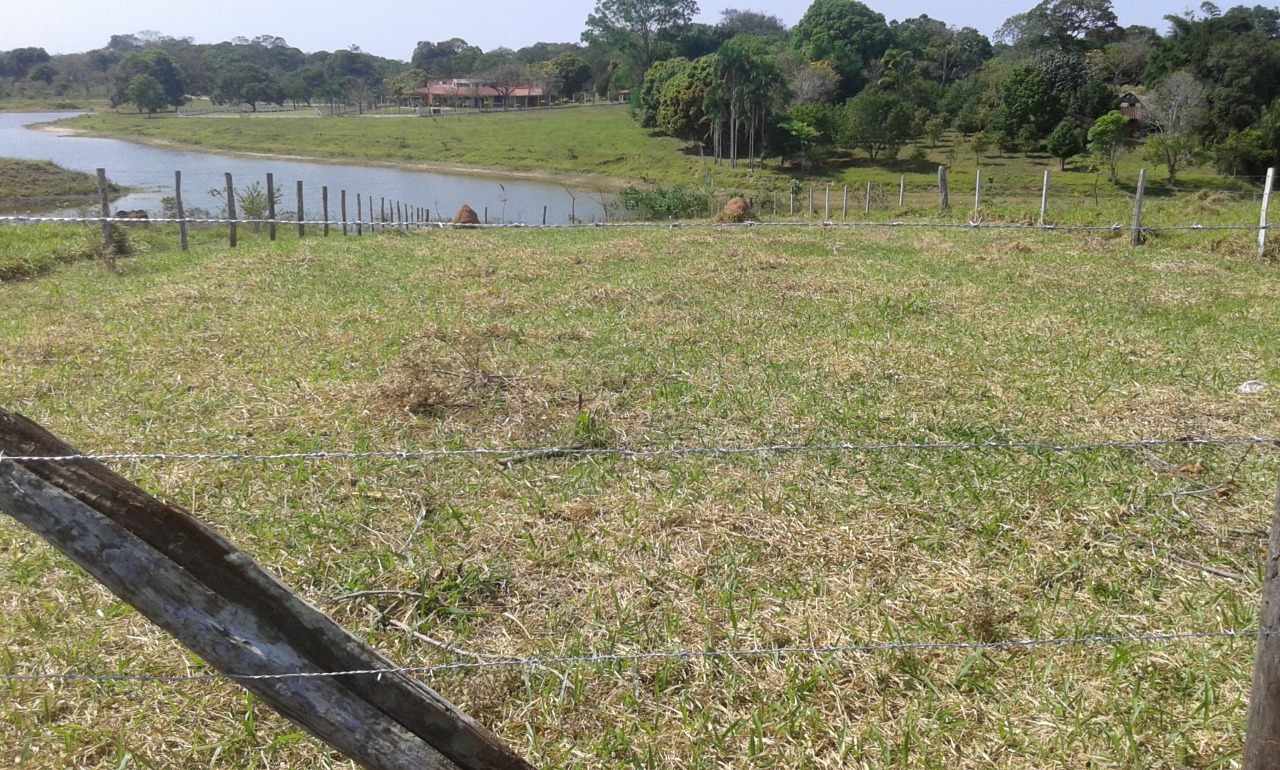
[0,215,1269,233]
[0,628,1257,684]
[2,436,1276,465]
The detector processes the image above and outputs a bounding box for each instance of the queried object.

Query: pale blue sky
[6,0,1204,59]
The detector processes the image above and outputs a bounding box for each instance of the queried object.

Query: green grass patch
[0,158,122,215]
[0,223,1277,767]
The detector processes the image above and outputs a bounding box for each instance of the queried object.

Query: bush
[619,185,707,220]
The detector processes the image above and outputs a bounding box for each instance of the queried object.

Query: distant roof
[415,80,544,98]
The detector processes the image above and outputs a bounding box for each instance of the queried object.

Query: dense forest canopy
[3,1,1279,175]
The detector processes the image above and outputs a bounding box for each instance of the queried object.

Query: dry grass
[1,223,1278,769]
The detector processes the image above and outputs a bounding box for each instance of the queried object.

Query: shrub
[619,185,707,220]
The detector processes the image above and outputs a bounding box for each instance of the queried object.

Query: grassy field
[58,107,1267,208]
[1,222,1278,768]
[0,97,107,113]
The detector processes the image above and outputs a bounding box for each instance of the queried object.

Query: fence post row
[1131,168,1147,247]
[1260,167,1275,259]
[1244,474,1280,769]
[225,172,237,248]
[0,409,536,770]
[96,168,114,270]
[175,171,189,252]
[266,173,277,241]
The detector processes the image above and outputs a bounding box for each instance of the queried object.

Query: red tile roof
[415,81,544,98]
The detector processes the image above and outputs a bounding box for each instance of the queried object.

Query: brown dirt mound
[453,204,481,225]
[718,197,752,223]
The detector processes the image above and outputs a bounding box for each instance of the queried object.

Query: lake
[0,112,597,224]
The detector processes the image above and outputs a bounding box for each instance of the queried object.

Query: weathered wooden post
[938,166,949,211]
[789,189,794,217]
[542,205,547,225]
[1259,167,1275,259]
[864,181,872,215]
[398,201,404,231]
[296,180,305,237]
[1244,474,1280,770]
[898,175,905,208]
[381,197,387,230]
[356,194,363,236]
[266,173,277,241]
[484,206,489,224]
[1131,168,1147,246]
[340,190,348,236]
[824,184,830,220]
[842,185,848,220]
[1039,169,1051,228]
[322,186,330,237]
[225,172,237,248]
[808,186,814,218]
[0,410,536,770]
[973,168,982,218]
[175,170,188,252]
[96,168,114,269]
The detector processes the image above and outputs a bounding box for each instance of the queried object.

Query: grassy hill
[1,223,1276,768]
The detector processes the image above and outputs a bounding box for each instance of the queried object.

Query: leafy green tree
[842,89,916,160]
[991,66,1062,144]
[28,63,56,85]
[708,34,784,166]
[997,0,1119,50]
[583,0,701,71]
[1046,119,1086,169]
[110,50,186,109]
[410,38,482,78]
[125,74,168,116]
[971,130,992,163]
[655,54,715,140]
[924,116,947,147]
[639,57,688,127]
[1141,70,1208,185]
[1087,110,1128,180]
[213,63,284,111]
[791,0,892,94]
[547,53,593,98]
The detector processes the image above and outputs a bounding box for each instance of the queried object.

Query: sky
[4,0,1203,60]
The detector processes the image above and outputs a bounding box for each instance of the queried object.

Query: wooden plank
[175,170,188,251]
[0,410,536,770]
[1244,474,1280,770]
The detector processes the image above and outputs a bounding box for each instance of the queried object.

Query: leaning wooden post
[1244,473,1280,770]
[225,172,237,248]
[356,194,363,236]
[296,181,305,237]
[824,184,830,220]
[321,186,330,237]
[340,190,348,236]
[841,185,848,220]
[1259,167,1275,259]
[864,181,872,215]
[174,170,188,252]
[95,168,114,269]
[266,173,277,241]
[938,166,949,211]
[0,410,536,770]
[898,175,905,208]
[1039,169,1051,228]
[1131,168,1147,247]
[973,168,982,218]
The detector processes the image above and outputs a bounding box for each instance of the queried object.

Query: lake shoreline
[38,119,626,193]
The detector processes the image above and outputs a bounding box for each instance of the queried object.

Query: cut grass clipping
[1,222,1277,769]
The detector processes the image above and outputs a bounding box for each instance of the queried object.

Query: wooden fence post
[973,168,982,218]
[484,206,489,225]
[1131,168,1147,247]
[175,170,188,252]
[357,194,363,236]
[322,186,330,237]
[398,201,404,231]
[824,184,830,220]
[381,197,387,230]
[0,410,536,770]
[898,175,905,209]
[266,173,277,241]
[225,172,237,248]
[1039,169,1051,228]
[789,189,794,217]
[340,190,348,236]
[808,186,814,218]
[542,205,547,225]
[96,168,114,270]
[938,166,949,211]
[1244,474,1280,770]
[296,180,305,238]
[864,181,872,215]
[1259,167,1275,259]
[842,185,848,220]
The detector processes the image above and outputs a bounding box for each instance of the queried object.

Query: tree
[639,57,689,127]
[410,39,482,78]
[110,50,186,109]
[1141,70,1207,184]
[212,63,285,111]
[583,0,700,71]
[971,130,992,163]
[655,54,715,140]
[991,66,1062,144]
[785,59,840,105]
[707,34,784,166]
[1046,119,1086,169]
[718,8,787,39]
[924,116,947,147]
[547,53,592,99]
[997,0,1119,49]
[28,63,56,85]
[1087,110,1128,180]
[791,0,892,94]
[125,74,168,116]
[842,89,916,160]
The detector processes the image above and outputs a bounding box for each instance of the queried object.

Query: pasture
[1,222,1278,768]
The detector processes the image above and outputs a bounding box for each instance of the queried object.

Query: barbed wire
[0,214,1270,232]
[0,628,1257,684]
[2,436,1275,465]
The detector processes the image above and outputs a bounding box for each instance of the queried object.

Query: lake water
[0,112,597,224]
